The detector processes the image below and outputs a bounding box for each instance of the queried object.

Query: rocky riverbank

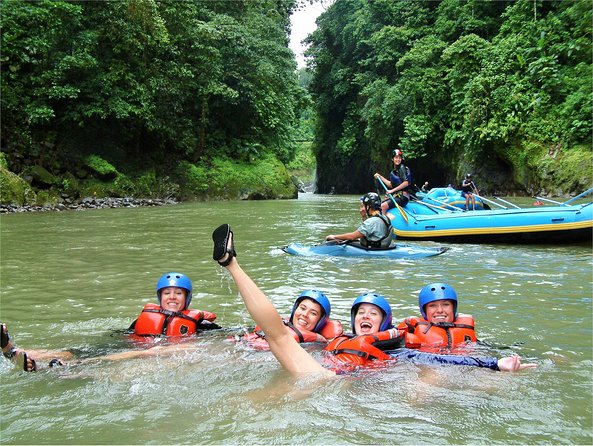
[0,196,178,214]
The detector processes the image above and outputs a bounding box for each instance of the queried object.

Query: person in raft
[239,289,343,349]
[461,173,479,211]
[325,192,393,249]
[373,148,413,213]
[211,224,537,377]
[1,272,220,372]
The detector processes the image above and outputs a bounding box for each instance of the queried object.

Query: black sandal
[15,351,37,372]
[1,323,9,350]
[1,323,17,360]
[212,224,236,266]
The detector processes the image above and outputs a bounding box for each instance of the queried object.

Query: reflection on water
[1,194,591,444]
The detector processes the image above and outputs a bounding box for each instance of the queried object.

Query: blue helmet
[156,272,193,310]
[350,293,393,333]
[290,290,331,332]
[418,283,458,320]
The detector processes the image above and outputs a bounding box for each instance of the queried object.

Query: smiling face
[159,287,188,311]
[353,303,384,334]
[392,154,402,166]
[424,299,455,323]
[291,298,323,331]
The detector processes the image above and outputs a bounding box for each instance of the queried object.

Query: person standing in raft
[1,272,220,371]
[325,192,393,248]
[461,173,479,211]
[239,290,343,349]
[211,224,537,377]
[374,148,413,214]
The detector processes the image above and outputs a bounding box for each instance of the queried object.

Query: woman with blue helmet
[130,272,220,337]
[239,289,343,348]
[290,290,331,333]
[350,293,393,333]
[1,272,221,371]
[213,224,537,376]
[396,283,476,350]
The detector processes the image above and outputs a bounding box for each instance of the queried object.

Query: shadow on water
[1,194,591,444]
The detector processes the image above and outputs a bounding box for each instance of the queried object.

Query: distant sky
[289,1,332,68]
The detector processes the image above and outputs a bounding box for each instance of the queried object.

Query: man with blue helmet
[324,192,393,248]
[212,224,537,376]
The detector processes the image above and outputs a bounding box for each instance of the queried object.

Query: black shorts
[383,194,409,209]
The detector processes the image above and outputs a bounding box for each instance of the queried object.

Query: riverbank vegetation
[1,0,591,206]
[1,0,304,205]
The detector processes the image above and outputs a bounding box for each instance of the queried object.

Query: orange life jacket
[397,314,477,349]
[324,328,405,366]
[132,303,217,337]
[240,318,343,349]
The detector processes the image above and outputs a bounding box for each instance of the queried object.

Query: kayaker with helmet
[374,148,413,213]
[238,289,343,348]
[1,272,220,371]
[325,192,393,248]
[212,224,537,377]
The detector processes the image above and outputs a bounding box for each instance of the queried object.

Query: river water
[1,193,591,444]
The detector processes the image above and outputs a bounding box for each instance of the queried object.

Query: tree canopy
[306,0,592,194]
[1,0,305,176]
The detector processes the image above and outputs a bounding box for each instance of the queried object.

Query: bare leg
[213,225,334,378]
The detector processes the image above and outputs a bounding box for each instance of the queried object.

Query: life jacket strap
[284,321,305,343]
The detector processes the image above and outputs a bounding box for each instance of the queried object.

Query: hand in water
[497,355,537,372]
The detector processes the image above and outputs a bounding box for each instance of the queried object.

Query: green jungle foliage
[1,0,591,205]
[307,0,592,194]
[1,0,304,204]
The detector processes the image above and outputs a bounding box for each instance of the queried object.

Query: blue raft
[416,187,488,211]
[387,189,593,244]
[282,241,448,259]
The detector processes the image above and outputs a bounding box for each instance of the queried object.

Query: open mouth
[358,321,373,332]
[296,318,310,329]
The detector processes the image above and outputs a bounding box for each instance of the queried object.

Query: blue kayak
[282,241,448,259]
